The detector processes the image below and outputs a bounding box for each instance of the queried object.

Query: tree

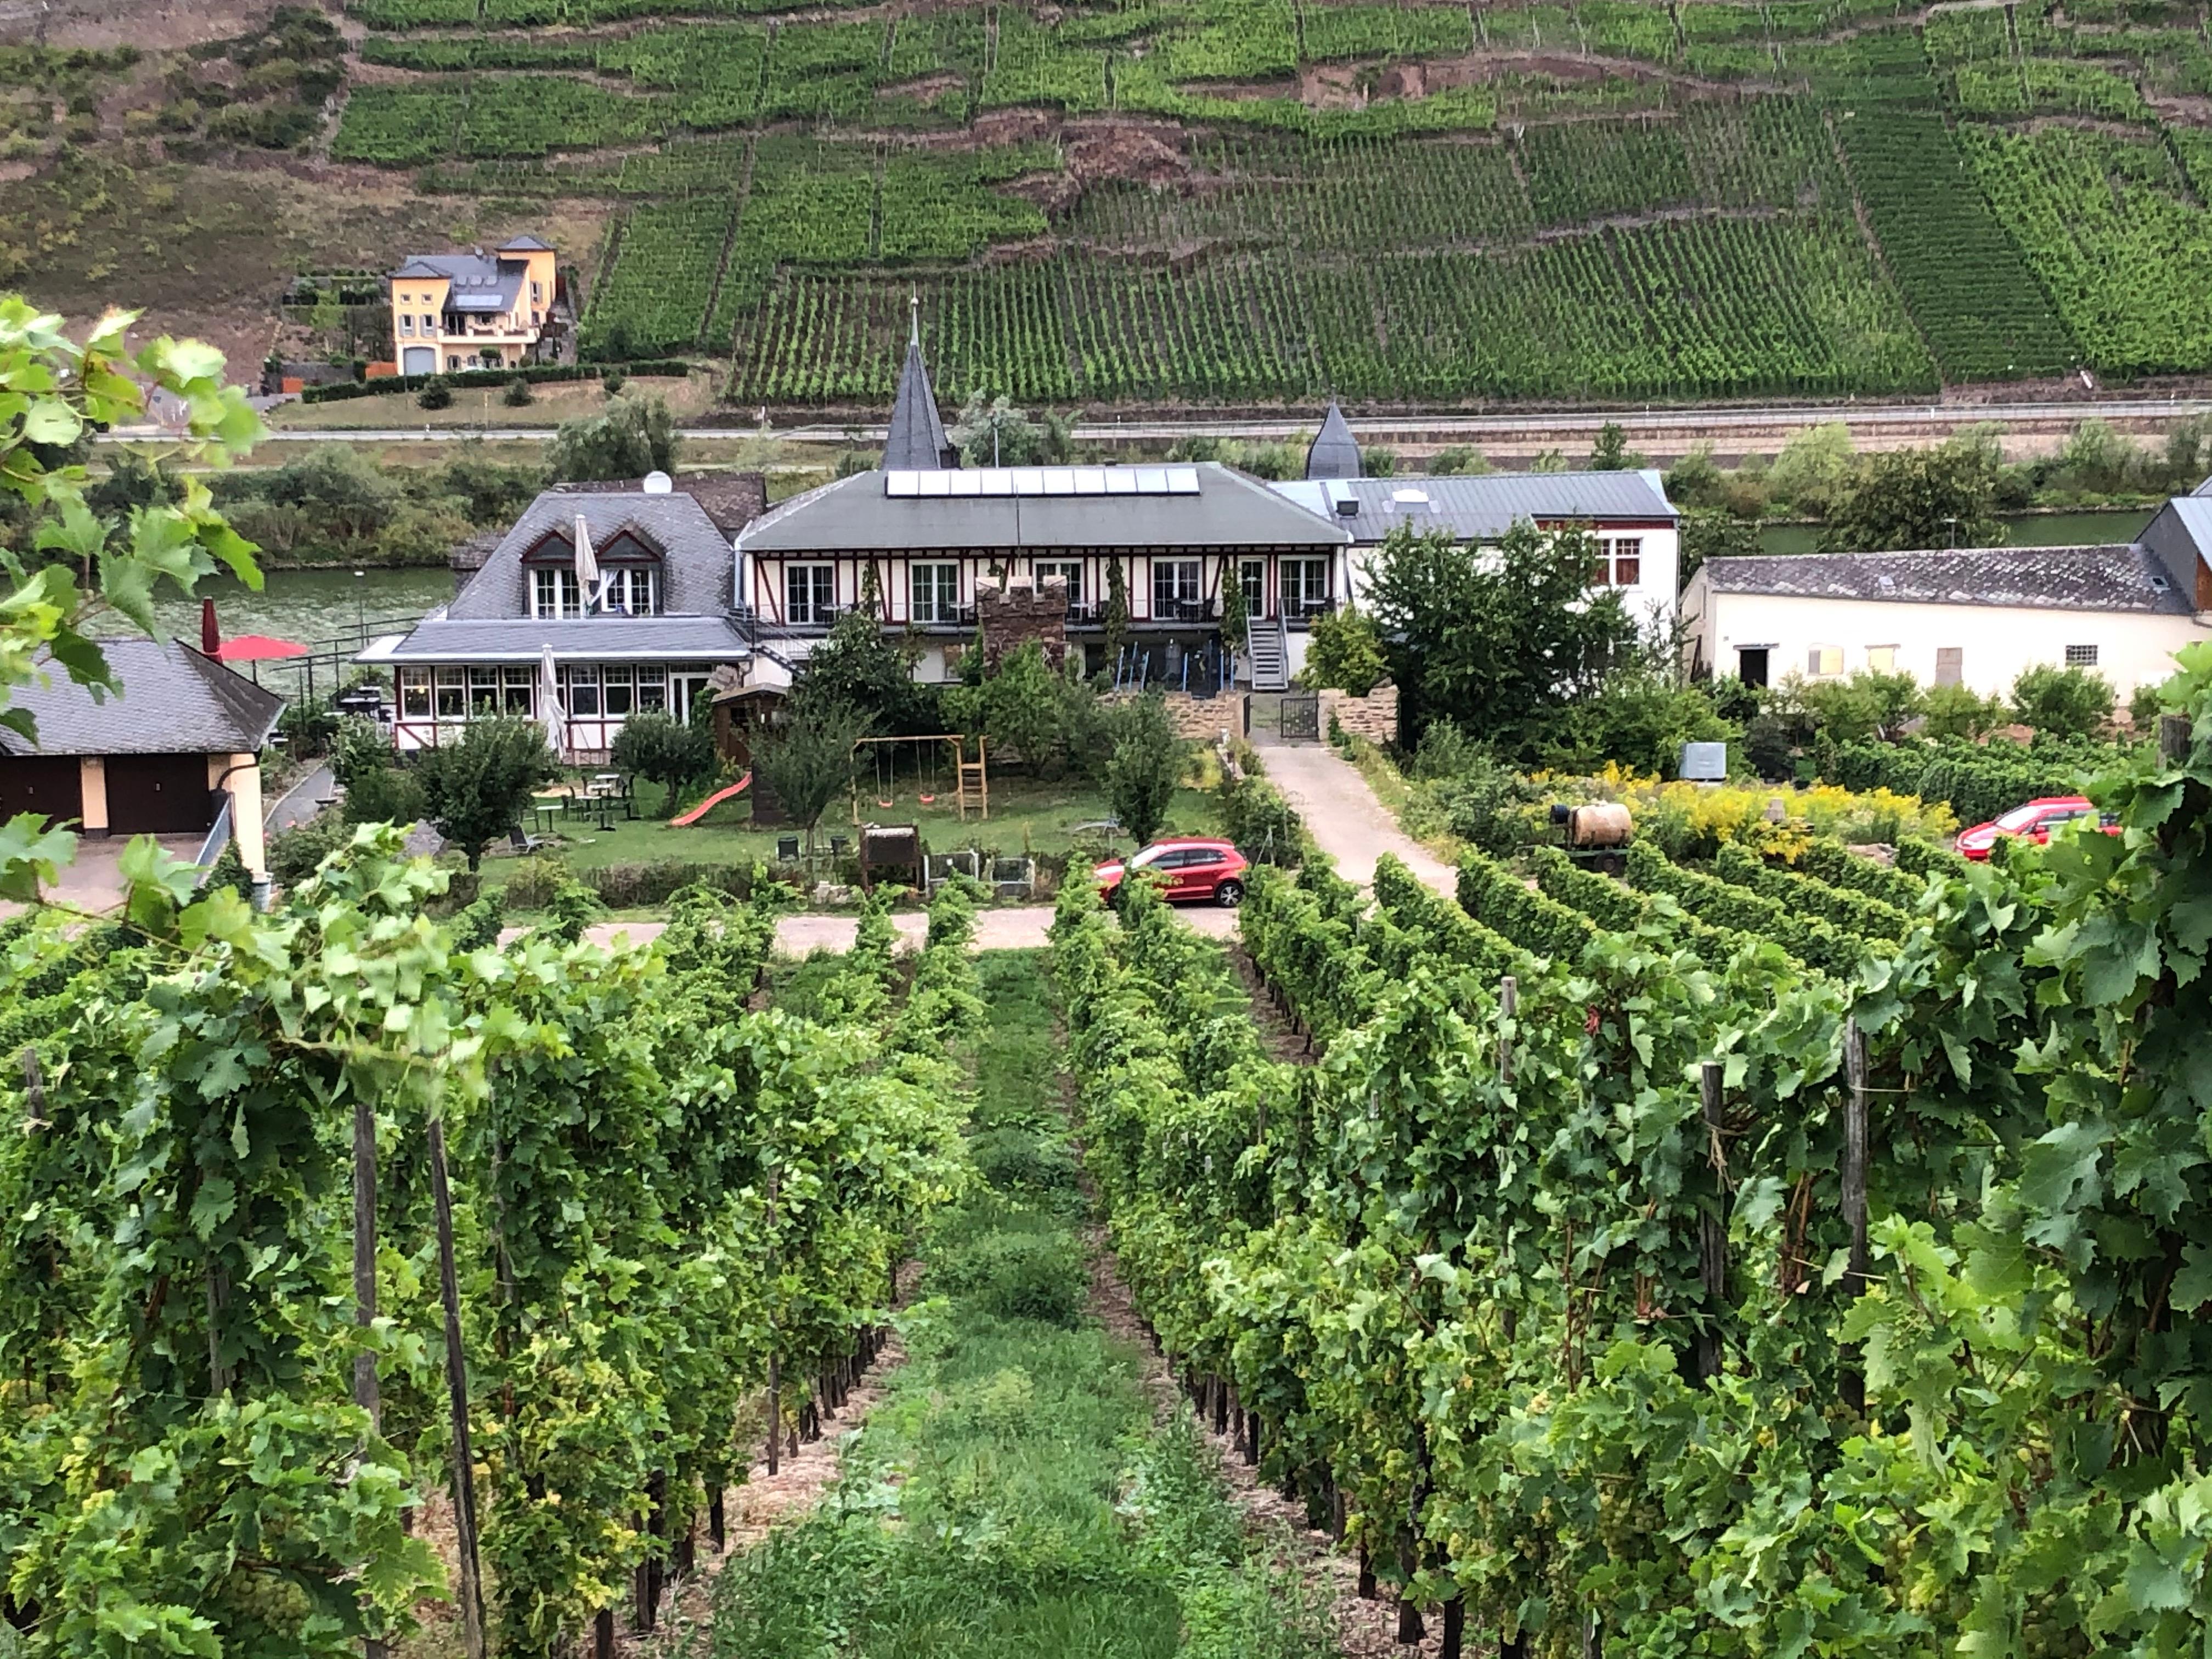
[546,394,680,482]
[946,641,1071,775]
[1924,681,2008,740]
[947,393,1071,467]
[1102,558,1130,663]
[1676,506,1764,589]
[2011,662,2114,738]
[1818,443,2003,552]
[800,607,933,732]
[1363,520,1637,749]
[1301,603,1387,696]
[0,299,263,894]
[414,717,560,870]
[1765,422,1858,517]
[1589,420,1630,471]
[611,709,716,805]
[753,699,871,851]
[1105,691,1183,845]
[1538,663,1736,778]
[1793,667,1926,744]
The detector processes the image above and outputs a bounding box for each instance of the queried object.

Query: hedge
[1825,738,2106,830]
[504,857,762,909]
[1895,838,1974,883]
[1712,842,1914,943]
[1219,769,1305,867]
[1527,845,1643,931]
[1371,853,1523,983]
[301,359,696,404]
[1621,841,1861,975]
[1799,837,1927,912]
[1456,849,1598,965]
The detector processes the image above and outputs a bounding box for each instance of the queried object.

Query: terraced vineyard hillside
[13,0,2212,407]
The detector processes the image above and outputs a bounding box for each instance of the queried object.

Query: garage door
[402,346,436,376]
[106,754,215,835]
[0,756,83,825]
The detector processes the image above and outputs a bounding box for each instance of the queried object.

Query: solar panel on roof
[1104,470,1137,494]
[1167,467,1200,494]
[1042,469,1075,495]
[885,472,918,496]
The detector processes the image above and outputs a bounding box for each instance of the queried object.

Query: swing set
[849,733,989,822]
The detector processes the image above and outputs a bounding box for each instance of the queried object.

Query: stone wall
[978,578,1069,670]
[1320,682,1400,747]
[1106,689,1248,741]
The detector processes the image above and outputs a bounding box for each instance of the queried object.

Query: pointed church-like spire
[884,294,956,470]
[1305,397,1363,481]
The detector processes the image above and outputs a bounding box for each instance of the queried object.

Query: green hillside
[14,0,2212,407]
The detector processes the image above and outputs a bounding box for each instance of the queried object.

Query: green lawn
[471,772,1221,892]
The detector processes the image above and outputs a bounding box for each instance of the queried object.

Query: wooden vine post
[1695,1061,1729,1384]
[765,1167,781,1478]
[352,1091,386,1659]
[1838,1017,1871,1413]
[427,1113,488,1659]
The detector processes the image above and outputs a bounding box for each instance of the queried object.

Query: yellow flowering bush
[1533,764,1955,862]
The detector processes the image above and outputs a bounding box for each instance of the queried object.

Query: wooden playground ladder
[956,736,989,820]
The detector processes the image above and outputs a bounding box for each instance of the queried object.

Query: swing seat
[877,796,896,809]
[917,792,938,805]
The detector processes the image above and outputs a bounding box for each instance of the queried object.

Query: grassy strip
[694,952,1336,1659]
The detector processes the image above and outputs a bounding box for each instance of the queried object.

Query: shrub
[1711,840,1912,942]
[930,1227,1087,1327]
[2011,662,2115,738]
[1922,681,2007,740]
[417,375,454,411]
[1300,604,1387,696]
[342,764,425,827]
[502,374,534,407]
[610,710,717,804]
[1217,767,1303,866]
[1799,838,1926,911]
[448,888,508,951]
[267,811,349,888]
[1527,844,1643,930]
[1455,849,1597,963]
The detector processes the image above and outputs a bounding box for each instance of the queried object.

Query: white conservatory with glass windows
[358,479,755,763]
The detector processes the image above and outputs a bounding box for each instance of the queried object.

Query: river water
[1756,507,2152,556]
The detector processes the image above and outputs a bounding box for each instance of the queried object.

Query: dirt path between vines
[1084,1232,1447,1659]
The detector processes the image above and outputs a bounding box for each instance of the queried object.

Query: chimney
[200,596,219,654]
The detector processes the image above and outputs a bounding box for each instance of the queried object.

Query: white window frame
[911,561,961,624]
[399,667,432,719]
[1035,560,1083,608]
[502,667,535,716]
[602,664,636,717]
[1152,558,1201,619]
[567,664,601,717]
[636,666,668,712]
[1599,536,1643,588]
[1239,557,1267,618]
[468,666,500,718]
[435,667,467,720]
[786,563,836,625]
[533,567,583,620]
[1281,557,1331,617]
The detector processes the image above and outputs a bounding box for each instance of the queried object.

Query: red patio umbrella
[211,635,309,664]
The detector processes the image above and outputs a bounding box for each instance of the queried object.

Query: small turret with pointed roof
[1305,397,1362,481]
[884,295,957,470]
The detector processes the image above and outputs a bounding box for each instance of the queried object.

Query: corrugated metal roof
[1699,543,2193,614]
[739,462,1350,554]
[369,617,751,663]
[0,639,285,758]
[448,489,735,619]
[2164,493,2212,552]
[1269,470,1677,542]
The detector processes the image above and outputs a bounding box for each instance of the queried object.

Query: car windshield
[1128,845,1172,868]
[1994,804,2047,831]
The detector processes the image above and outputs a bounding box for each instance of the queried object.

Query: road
[501,901,1240,955]
[1252,743,1457,897]
[103,394,2212,452]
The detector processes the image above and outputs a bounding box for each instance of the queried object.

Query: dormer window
[523,524,663,618]
[533,568,583,619]
[605,566,657,615]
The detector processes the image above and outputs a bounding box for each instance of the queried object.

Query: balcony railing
[1283,595,1338,623]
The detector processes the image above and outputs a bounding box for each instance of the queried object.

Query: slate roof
[499,235,554,251]
[738,463,1352,554]
[883,338,954,470]
[1271,470,1677,543]
[545,471,767,537]
[1,638,285,758]
[365,617,751,663]
[1305,400,1362,481]
[389,252,525,313]
[1698,543,2194,615]
[446,488,736,619]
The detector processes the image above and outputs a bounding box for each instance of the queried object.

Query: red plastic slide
[668,771,751,827]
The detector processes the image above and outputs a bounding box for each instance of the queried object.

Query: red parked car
[1094,837,1250,907]
[1955,795,2119,861]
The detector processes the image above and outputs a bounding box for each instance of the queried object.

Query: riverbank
[695,953,1338,1659]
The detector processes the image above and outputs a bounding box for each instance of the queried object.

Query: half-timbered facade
[735,462,1354,682]
[359,477,755,761]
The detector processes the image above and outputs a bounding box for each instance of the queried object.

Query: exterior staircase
[1244,612,1290,692]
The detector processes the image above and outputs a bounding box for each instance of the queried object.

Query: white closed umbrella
[573,514,600,613]
[539,643,567,759]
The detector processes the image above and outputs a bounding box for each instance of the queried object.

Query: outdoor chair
[508,825,547,855]
[776,835,802,862]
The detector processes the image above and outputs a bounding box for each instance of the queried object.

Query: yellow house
[388,236,559,375]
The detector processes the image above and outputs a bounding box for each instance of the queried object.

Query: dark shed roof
[1699,543,2193,614]
[1,638,285,758]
